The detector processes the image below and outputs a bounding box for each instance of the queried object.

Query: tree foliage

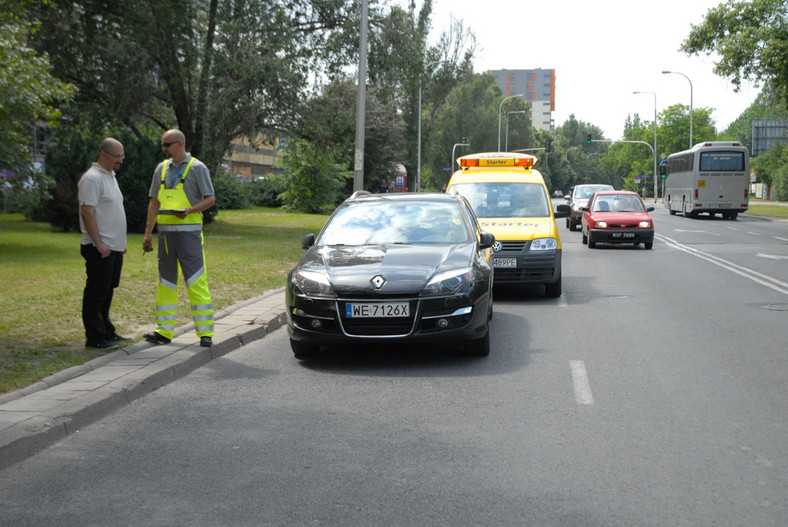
[0,0,74,173]
[682,0,788,109]
[30,0,358,172]
[275,139,350,213]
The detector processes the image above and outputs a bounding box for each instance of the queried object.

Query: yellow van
[446,152,570,297]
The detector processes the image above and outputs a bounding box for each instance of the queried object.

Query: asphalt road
[1,205,786,526]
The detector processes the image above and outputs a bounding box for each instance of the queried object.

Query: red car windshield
[592,195,646,213]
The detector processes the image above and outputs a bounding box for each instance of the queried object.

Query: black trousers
[81,244,124,345]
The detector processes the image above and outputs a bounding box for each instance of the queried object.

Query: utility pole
[353,0,369,191]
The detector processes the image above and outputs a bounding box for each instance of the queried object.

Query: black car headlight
[292,270,336,298]
[422,268,474,296]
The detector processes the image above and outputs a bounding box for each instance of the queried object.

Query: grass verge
[744,203,788,220]
[0,208,328,393]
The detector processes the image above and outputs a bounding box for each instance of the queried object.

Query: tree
[275,139,349,213]
[295,79,406,194]
[681,0,788,109]
[31,0,357,172]
[0,0,74,173]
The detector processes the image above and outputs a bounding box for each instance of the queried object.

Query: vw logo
[370,275,386,289]
[492,241,503,252]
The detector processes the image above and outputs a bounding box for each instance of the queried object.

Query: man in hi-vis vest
[142,129,216,347]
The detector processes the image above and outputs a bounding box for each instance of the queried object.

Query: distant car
[565,184,614,231]
[581,191,655,249]
[552,190,563,198]
[286,191,495,359]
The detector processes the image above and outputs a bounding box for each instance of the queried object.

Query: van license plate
[494,258,517,268]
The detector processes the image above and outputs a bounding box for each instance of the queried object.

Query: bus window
[699,152,745,172]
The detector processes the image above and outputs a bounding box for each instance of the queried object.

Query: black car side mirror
[479,231,495,250]
[301,233,315,249]
[647,207,655,212]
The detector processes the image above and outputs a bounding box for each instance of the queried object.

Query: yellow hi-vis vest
[157,158,202,225]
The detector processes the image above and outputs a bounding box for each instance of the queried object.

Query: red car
[581,191,655,249]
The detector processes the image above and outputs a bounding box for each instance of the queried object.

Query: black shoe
[86,340,119,350]
[109,333,131,342]
[144,332,171,345]
[200,336,212,347]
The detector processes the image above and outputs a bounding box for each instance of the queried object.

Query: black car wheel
[290,339,320,360]
[465,332,490,356]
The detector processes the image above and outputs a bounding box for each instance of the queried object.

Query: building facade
[751,120,788,157]
[488,68,555,132]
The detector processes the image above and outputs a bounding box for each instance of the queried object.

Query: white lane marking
[656,233,788,295]
[775,236,788,242]
[746,231,762,236]
[570,360,594,405]
[757,253,788,261]
[675,229,718,235]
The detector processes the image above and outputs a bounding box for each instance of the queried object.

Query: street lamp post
[505,110,527,152]
[633,91,658,202]
[452,139,470,173]
[497,94,523,152]
[417,60,449,192]
[662,70,693,149]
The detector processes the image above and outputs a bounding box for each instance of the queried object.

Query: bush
[212,170,250,210]
[247,177,284,207]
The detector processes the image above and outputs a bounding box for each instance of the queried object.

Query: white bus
[664,141,750,220]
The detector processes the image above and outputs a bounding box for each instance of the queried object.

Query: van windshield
[451,182,550,218]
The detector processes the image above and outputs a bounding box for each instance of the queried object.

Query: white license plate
[612,232,636,238]
[345,302,410,318]
[494,258,517,268]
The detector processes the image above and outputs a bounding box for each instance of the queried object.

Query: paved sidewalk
[0,288,288,470]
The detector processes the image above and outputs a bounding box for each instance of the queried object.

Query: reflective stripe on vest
[157,157,203,225]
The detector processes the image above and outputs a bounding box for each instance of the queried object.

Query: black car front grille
[337,299,418,337]
[340,317,415,336]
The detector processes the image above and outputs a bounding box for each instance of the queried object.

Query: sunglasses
[161,141,180,148]
[105,152,125,160]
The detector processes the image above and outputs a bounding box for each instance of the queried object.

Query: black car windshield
[319,201,470,245]
[592,194,646,212]
[451,182,550,218]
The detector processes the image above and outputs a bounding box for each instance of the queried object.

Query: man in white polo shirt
[78,137,128,350]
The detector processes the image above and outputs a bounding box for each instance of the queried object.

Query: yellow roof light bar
[458,152,537,169]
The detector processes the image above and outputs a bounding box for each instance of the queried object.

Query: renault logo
[492,241,503,252]
[370,275,386,289]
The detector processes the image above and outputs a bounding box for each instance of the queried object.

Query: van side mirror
[554,204,571,218]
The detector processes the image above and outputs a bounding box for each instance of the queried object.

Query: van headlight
[530,238,558,251]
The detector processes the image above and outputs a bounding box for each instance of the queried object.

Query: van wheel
[545,276,562,298]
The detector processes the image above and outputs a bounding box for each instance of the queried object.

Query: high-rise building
[489,69,555,132]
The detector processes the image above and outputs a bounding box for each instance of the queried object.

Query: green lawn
[0,208,328,393]
[745,202,788,219]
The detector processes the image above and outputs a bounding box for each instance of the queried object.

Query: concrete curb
[0,288,288,470]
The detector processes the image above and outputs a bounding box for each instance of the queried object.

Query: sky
[401,0,760,141]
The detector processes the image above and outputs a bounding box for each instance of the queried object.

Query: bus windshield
[699,152,745,172]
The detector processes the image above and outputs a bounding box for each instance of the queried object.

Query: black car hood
[299,243,476,295]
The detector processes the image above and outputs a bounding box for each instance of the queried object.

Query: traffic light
[586,134,592,144]
[659,163,667,179]
[545,139,552,153]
